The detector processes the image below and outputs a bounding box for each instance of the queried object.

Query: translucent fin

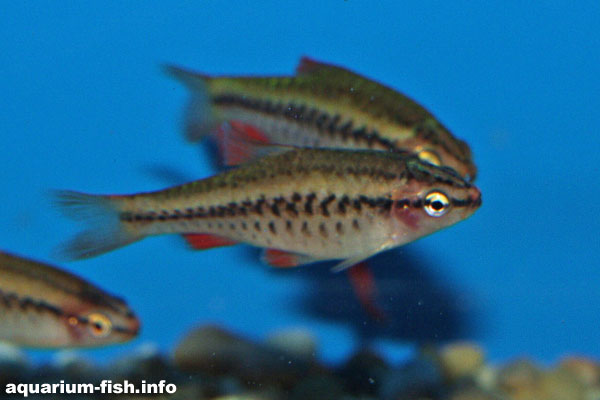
[163,64,217,142]
[218,121,295,166]
[218,120,271,166]
[53,191,143,260]
[330,239,395,273]
[261,248,319,268]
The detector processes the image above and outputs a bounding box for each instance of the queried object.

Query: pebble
[172,325,313,388]
[0,327,598,400]
[378,358,442,400]
[291,375,345,400]
[51,350,96,380]
[497,359,542,394]
[0,342,29,386]
[337,349,388,396]
[438,343,485,382]
[108,341,172,382]
[265,327,317,361]
[559,356,600,386]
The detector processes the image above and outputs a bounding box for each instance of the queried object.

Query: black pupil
[431,200,444,211]
[94,322,103,331]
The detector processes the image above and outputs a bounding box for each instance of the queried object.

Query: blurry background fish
[0,1,598,366]
[0,251,139,348]
[165,57,477,181]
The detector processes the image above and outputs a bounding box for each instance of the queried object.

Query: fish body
[0,251,139,348]
[166,57,477,181]
[57,148,481,267]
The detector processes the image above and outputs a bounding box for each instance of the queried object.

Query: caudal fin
[163,64,217,142]
[53,191,142,260]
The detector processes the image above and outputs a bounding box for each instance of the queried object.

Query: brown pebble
[559,356,600,386]
[438,342,485,381]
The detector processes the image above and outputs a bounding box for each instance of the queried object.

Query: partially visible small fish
[166,57,477,181]
[0,251,139,348]
[54,148,481,270]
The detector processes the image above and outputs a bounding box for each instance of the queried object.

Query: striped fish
[0,251,139,348]
[55,148,481,271]
[166,57,476,181]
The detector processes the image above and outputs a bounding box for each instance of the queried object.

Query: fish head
[55,294,140,348]
[389,157,481,245]
[402,118,477,182]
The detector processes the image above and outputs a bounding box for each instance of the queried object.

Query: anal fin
[183,234,238,250]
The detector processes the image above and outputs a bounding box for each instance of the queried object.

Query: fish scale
[56,148,481,266]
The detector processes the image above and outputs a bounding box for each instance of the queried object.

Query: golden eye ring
[87,313,112,338]
[417,148,442,166]
[424,191,450,217]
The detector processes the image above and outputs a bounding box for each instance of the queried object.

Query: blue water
[1,1,598,365]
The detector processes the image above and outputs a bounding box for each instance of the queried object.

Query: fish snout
[468,186,482,208]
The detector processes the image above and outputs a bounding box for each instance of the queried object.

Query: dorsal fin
[296,56,348,76]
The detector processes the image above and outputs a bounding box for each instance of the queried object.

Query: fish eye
[87,313,112,337]
[424,191,450,217]
[417,149,441,166]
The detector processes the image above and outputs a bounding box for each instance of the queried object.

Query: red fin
[183,234,237,250]
[347,262,387,321]
[262,248,300,268]
[296,56,328,75]
[261,248,318,268]
[216,120,270,166]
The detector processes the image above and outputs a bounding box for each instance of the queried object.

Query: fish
[55,147,481,270]
[165,57,477,181]
[0,250,140,348]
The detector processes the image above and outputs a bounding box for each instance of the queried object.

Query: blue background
[1,1,598,365]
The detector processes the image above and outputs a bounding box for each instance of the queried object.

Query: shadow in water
[141,161,478,344]
[268,247,478,344]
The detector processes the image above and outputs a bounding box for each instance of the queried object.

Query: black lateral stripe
[212,94,398,151]
[320,194,336,217]
[122,192,476,223]
[0,289,64,317]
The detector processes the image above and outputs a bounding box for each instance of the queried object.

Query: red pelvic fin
[347,262,387,321]
[261,248,318,268]
[183,234,238,250]
[216,120,270,166]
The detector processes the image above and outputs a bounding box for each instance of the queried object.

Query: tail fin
[53,191,143,260]
[163,64,217,142]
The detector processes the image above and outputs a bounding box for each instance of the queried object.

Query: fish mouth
[447,186,481,210]
[466,186,482,208]
[113,315,141,339]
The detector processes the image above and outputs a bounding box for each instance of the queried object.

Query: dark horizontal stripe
[0,289,137,336]
[0,288,65,317]
[213,94,400,151]
[121,191,476,223]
